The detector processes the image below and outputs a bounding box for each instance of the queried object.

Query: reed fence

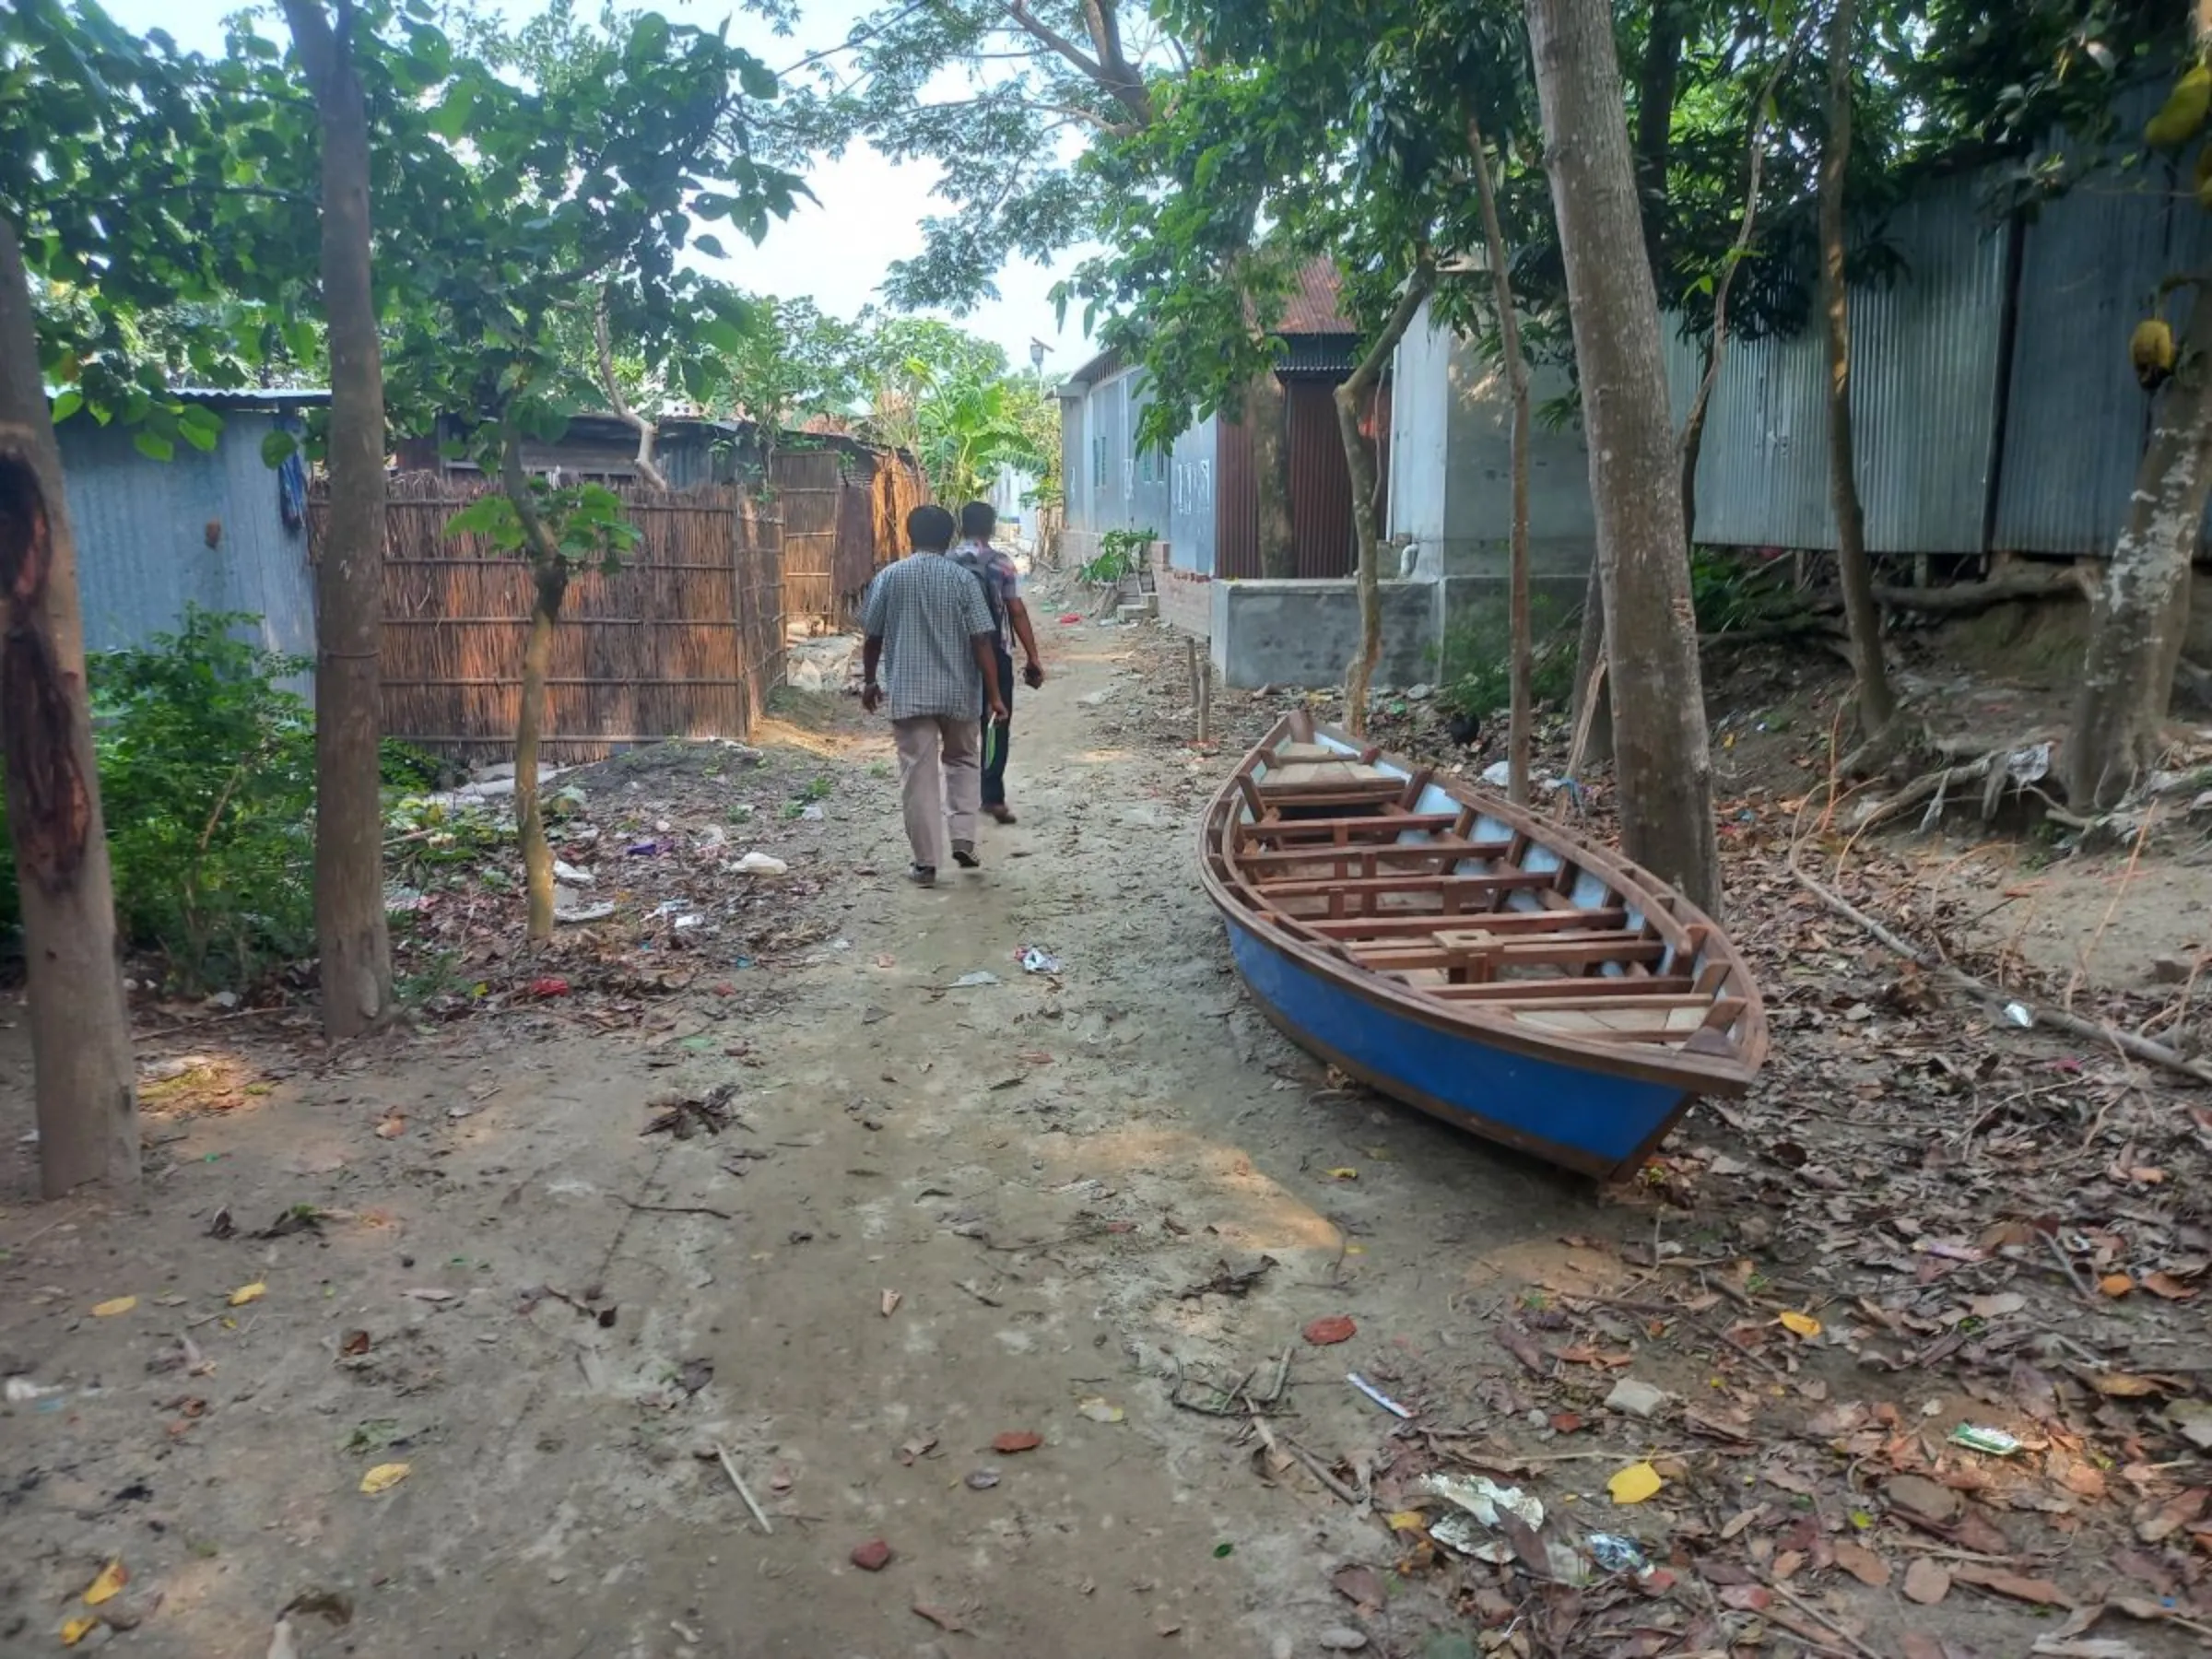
[768,444,927,629]
[310,474,783,764]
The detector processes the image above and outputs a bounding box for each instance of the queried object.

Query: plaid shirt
[862,551,996,721]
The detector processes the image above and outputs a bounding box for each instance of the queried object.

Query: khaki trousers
[892,715,981,870]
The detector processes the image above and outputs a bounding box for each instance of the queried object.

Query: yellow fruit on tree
[2132,318,2176,392]
[2146,65,2212,148]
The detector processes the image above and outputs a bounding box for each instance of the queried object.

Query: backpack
[949,541,1006,641]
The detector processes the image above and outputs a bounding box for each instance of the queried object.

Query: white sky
[93,0,1092,375]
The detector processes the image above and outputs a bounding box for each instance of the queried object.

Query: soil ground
[5,578,2211,1659]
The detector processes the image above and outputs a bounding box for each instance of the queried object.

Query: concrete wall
[1387,303,1595,583]
[1211,579,1437,689]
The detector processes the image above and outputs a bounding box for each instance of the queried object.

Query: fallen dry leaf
[1777,1310,1822,1338]
[1902,1557,1950,1605]
[2140,1272,2198,1301]
[1077,1396,1124,1424]
[879,1288,901,1317]
[82,1560,127,1606]
[2135,1487,2208,1544]
[374,1113,406,1138]
[1832,1540,1890,1588]
[1331,1564,1384,1610]
[1717,1584,1771,1612]
[339,1329,371,1358]
[61,1615,100,1647]
[1606,1462,1664,1504]
[91,1297,137,1318]
[359,1462,411,1495]
[229,1281,266,1307]
[1324,1167,1358,1181]
[912,1603,967,1633]
[1302,1315,1357,1347]
[2099,1274,2136,1299]
[991,1430,1042,1454]
[2092,1372,2171,1398]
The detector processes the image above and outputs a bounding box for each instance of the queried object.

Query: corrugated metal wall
[1169,414,1219,573]
[59,409,318,686]
[1662,171,2011,554]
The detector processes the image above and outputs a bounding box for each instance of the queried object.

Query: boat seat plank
[1253,870,1554,900]
[1300,908,1629,939]
[1235,840,1503,872]
[1428,975,1697,1002]
[1237,812,1476,843]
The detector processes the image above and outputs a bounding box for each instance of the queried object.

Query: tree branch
[592,288,668,490]
[1004,0,1150,124]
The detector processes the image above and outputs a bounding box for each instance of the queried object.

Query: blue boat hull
[1224,916,1692,1179]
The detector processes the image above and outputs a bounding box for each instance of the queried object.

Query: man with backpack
[949,500,1046,824]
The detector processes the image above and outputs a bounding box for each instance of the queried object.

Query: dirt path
[5,598,2208,1657]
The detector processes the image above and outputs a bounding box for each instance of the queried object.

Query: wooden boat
[1199,712,1769,1179]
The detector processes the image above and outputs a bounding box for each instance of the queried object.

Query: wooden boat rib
[1199,712,1770,1179]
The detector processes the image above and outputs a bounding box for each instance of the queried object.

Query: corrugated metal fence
[334,475,783,764]
[1669,88,2212,559]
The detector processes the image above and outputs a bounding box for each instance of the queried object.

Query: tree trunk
[2067,281,2212,806]
[1469,114,1534,806]
[515,571,567,937]
[1633,0,1687,242]
[1818,0,1895,736]
[0,218,138,1197]
[1244,365,1296,578]
[1338,261,1437,734]
[500,426,569,939]
[284,0,393,1040]
[1526,0,1721,913]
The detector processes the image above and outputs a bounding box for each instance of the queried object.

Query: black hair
[959,500,996,538]
[905,503,957,552]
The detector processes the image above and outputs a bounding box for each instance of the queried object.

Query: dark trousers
[982,644,1014,806]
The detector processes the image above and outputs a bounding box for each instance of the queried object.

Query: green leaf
[51,390,84,424]
[134,429,175,463]
[691,233,727,261]
[260,428,298,467]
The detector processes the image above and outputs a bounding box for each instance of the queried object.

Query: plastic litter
[554,902,616,925]
[626,840,662,856]
[1480,759,1512,788]
[1421,1474,1543,1566]
[553,859,594,887]
[1948,1423,2024,1456]
[1586,1534,1650,1576]
[1347,1372,1413,1419]
[1017,947,1063,974]
[2003,1001,2034,1029]
[950,971,1000,988]
[735,853,788,876]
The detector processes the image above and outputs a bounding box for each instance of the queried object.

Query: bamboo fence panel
[769,445,927,629]
[309,473,783,763]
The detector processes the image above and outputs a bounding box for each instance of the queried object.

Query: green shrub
[1435,595,1577,725]
[0,606,316,990]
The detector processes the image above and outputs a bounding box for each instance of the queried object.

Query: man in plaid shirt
[861,504,1008,887]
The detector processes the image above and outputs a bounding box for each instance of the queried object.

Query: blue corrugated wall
[57,409,318,690]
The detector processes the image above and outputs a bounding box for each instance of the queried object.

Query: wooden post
[1198,649,1213,746]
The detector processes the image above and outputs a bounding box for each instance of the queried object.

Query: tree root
[1789,846,2212,1089]
[1842,732,2061,832]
